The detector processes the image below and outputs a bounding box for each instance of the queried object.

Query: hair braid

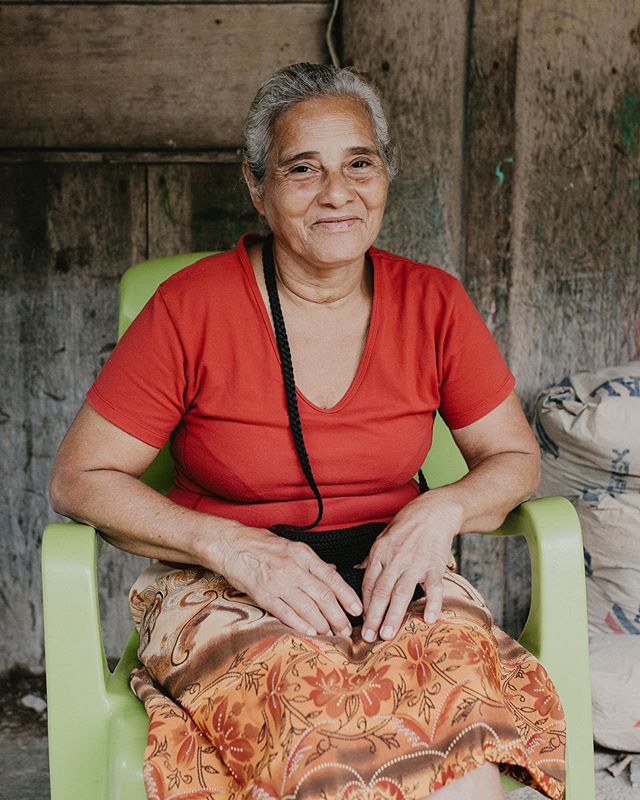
[262,235,324,533]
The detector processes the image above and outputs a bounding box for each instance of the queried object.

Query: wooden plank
[147,163,267,257]
[341,1,526,627]
[0,3,329,150]
[0,150,243,165]
[0,164,147,278]
[2,0,327,3]
[458,0,521,634]
[341,0,468,273]
[0,163,147,671]
[505,0,640,635]
[510,0,640,414]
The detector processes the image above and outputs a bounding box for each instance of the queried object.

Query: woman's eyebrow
[278,150,319,167]
[277,145,380,167]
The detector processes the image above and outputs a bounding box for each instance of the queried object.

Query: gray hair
[243,62,397,193]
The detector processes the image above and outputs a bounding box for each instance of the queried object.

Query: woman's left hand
[359,492,462,643]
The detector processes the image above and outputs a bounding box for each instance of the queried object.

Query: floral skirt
[129,564,565,800]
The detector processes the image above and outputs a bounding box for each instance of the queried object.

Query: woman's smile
[312,216,361,231]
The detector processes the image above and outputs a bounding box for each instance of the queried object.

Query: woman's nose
[317,169,354,206]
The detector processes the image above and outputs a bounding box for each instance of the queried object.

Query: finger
[268,597,318,637]
[273,566,348,635]
[360,556,383,612]
[361,571,397,643]
[282,545,349,633]
[308,558,363,622]
[379,576,416,640]
[422,570,444,624]
[285,567,355,635]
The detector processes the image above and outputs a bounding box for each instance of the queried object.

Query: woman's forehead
[271,96,378,161]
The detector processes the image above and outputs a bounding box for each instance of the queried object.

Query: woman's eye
[351,160,371,169]
[290,165,311,174]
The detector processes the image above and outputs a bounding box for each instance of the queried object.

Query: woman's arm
[360,392,540,642]
[50,402,363,636]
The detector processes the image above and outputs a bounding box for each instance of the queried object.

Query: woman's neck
[271,239,372,307]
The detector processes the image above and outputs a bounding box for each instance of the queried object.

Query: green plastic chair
[42,253,595,800]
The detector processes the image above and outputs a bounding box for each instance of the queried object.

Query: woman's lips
[312,217,360,231]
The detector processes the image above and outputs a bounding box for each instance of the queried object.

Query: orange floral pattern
[129,564,566,799]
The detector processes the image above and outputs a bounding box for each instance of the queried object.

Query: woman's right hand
[214,523,363,636]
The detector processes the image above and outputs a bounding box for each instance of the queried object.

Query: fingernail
[339,627,351,637]
[426,613,436,624]
[306,627,317,636]
[351,603,363,615]
[362,628,375,642]
[380,625,394,639]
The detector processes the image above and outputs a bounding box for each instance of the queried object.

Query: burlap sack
[534,363,640,499]
[535,365,640,750]
[590,634,640,752]
[576,492,640,636]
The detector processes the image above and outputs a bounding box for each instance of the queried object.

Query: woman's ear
[242,163,266,216]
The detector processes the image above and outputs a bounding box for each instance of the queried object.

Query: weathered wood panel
[459,0,522,633]
[0,164,149,671]
[341,0,468,273]
[510,0,640,412]
[0,150,242,165]
[147,163,266,257]
[3,0,326,3]
[3,0,640,674]
[342,0,523,628]
[0,3,329,150]
[0,161,267,671]
[506,0,640,629]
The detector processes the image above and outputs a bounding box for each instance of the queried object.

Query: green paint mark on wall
[617,91,640,157]
[495,156,514,189]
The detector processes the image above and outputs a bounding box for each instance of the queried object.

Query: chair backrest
[119,253,214,493]
[119,253,468,493]
[118,252,215,338]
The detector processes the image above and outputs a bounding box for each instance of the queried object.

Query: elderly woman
[50,63,565,800]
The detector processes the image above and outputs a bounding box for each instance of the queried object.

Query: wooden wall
[2,0,639,672]
[0,0,327,673]
[341,0,640,629]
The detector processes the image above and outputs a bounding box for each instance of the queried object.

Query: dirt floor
[0,669,49,800]
[0,669,638,800]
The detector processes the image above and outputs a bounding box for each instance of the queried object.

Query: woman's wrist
[191,516,247,574]
[408,486,465,534]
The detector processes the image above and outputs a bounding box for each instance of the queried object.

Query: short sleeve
[86,288,187,448]
[437,280,515,429]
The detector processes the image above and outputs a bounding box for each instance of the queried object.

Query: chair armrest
[43,522,148,799]
[488,497,594,800]
[488,497,588,667]
[42,521,111,798]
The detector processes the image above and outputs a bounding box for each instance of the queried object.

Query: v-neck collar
[237,233,381,414]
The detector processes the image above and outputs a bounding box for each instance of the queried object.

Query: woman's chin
[303,227,374,265]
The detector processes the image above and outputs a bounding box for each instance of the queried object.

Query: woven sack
[590,634,640,751]
[576,492,640,636]
[534,363,640,499]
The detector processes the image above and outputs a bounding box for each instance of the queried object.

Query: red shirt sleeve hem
[86,385,168,449]
[441,372,516,430]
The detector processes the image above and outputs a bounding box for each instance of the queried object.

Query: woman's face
[248,96,389,271]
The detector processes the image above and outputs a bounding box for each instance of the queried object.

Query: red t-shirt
[86,234,515,531]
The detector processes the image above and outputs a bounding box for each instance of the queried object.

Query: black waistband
[275,521,424,626]
[275,521,387,568]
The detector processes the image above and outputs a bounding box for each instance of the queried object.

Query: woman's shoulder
[370,244,463,296]
[139,236,260,343]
